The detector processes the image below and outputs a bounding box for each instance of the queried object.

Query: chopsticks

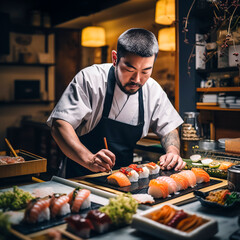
[4,138,18,157]
[104,137,112,174]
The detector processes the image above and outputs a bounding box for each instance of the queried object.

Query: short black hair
[117,28,159,63]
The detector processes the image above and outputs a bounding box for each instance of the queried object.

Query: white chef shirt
[47,63,183,139]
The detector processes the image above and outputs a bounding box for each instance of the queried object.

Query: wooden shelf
[196,67,239,74]
[196,106,240,111]
[197,87,240,92]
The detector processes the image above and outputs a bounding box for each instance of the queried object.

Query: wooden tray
[73,171,228,207]
[0,149,47,178]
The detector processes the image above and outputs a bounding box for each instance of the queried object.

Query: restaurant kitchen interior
[0,1,240,239]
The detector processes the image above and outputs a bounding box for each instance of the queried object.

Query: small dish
[131,204,218,240]
[194,190,240,209]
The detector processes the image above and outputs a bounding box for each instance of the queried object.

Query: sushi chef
[47,28,186,178]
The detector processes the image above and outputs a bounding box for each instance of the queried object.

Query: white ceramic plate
[131,204,218,240]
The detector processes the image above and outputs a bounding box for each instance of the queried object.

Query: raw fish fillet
[107,171,131,187]
[191,168,210,183]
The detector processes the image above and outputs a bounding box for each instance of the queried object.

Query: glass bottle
[180,112,202,158]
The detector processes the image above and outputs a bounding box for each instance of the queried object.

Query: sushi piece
[178,170,197,188]
[170,174,188,191]
[50,193,70,218]
[86,209,112,233]
[68,188,91,213]
[132,194,155,204]
[157,176,177,194]
[24,197,50,224]
[219,161,234,170]
[119,167,139,182]
[128,164,150,179]
[148,179,169,198]
[144,162,160,175]
[65,214,93,238]
[191,168,210,183]
[107,171,131,187]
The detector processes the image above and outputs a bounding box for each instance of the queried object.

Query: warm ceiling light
[155,0,175,25]
[81,26,106,47]
[158,27,175,51]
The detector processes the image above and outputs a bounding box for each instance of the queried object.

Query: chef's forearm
[51,119,93,169]
[160,129,180,155]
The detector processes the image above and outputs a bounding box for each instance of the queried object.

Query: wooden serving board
[72,170,228,207]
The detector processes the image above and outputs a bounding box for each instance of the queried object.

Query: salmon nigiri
[178,170,197,188]
[68,188,91,213]
[107,171,131,187]
[148,179,169,198]
[157,176,177,194]
[170,173,188,191]
[191,168,210,183]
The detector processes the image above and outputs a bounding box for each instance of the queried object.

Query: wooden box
[0,149,47,178]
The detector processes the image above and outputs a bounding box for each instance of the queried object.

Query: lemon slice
[209,161,221,168]
[201,158,213,166]
[190,154,201,162]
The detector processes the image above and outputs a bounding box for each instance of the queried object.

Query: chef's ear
[112,50,117,66]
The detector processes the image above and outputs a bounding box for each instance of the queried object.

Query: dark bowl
[194,190,240,209]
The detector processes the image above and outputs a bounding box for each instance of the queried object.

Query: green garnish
[0,211,11,240]
[0,186,34,210]
[99,193,138,226]
[225,192,240,206]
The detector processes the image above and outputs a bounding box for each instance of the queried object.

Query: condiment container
[228,165,240,192]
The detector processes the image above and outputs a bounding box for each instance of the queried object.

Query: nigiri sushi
[144,162,160,175]
[119,167,139,182]
[107,171,131,187]
[157,176,177,194]
[178,170,197,188]
[191,168,210,183]
[50,193,70,218]
[148,179,169,198]
[86,209,112,234]
[24,197,50,224]
[68,188,91,213]
[65,214,93,239]
[170,174,188,191]
[128,164,150,179]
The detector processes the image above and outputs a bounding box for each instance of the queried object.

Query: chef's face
[112,50,155,94]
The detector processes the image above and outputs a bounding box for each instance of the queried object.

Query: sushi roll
[128,164,150,179]
[144,162,160,175]
[119,167,139,182]
[68,188,91,213]
[148,179,169,198]
[191,168,210,183]
[65,214,93,238]
[107,171,131,187]
[24,197,50,224]
[178,170,197,188]
[157,176,177,194]
[170,174,188,191]
[50,193,70,218]
[86,209,112,233]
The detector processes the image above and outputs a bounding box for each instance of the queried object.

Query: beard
[115,68,142,95]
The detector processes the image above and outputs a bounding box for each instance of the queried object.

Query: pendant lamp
[155,0,175,25]
[81,26,106,47]
[158,27,175,51]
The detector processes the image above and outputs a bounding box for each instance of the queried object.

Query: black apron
[64,66,144,178]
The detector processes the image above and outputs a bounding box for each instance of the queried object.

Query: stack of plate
[202,94,218,103]
[218,94,226,108]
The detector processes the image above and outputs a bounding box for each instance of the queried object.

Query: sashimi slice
[157,176,177,194]
[148,179,169,198]
[191,168,210,183]
[107,171,131,187]
[170,174,188,191]
[178,170,197,188]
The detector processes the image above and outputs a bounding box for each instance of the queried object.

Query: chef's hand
[159,153,186,171]
[88,149,115,173]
